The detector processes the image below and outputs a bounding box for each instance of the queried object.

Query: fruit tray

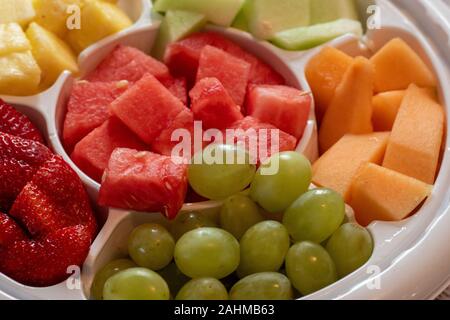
[0,0,449,300]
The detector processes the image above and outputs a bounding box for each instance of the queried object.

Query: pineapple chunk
[0,51,41,96]
[32,0,85,37]
[66,1,133,54]
[0,0,36,27]
[26,22,79,89]
[0,23,31,56]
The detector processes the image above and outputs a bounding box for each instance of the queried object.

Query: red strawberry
[9,155,97,239]
[0,224,92,287]
[0,133,52,211]
[0,213,26,247]
[0,99,44,143]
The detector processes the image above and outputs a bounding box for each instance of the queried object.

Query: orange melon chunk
[305,47,353,122]
[319,56,374,153]
[349,163,432,226]
[370,38,437,92]
[372,90,405,131]
[382,84,444,184]
[313,132,389,202]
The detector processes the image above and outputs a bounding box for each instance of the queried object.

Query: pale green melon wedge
[245,0,310,40]
[152,10,206,60]
[310,0,359,25]
[272,19,363,51]
[153,0,244,27]
[232,4,249,32]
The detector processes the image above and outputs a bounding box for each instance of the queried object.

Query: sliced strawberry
[9,155,97,239]
[0,224,92,287]
[0,99,44,143]
[0,133,52,211]
[0,213,26,247]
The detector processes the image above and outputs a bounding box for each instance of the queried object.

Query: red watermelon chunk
[71,117,148,182]
[161,76,188,105]
[246,85,312,140]
[86,45,171,83]
[111,73,186,144]
[63,80,130,151]
[196,45,251,106]
[227,116,297,164]
[190,77,243,130]
[164,32,285,87]
[151,109,195,159]
[98,148,188,219]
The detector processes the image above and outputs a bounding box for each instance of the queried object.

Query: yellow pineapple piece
[32,0,85,38]
[26,22,79,90]
[0,51,41,96]
[66,1,133,54]
[0,0,36,27]
[0,23,31,56]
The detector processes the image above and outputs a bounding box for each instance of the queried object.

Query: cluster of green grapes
[92,145,373,300]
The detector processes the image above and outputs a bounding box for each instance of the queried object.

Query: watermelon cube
[86,45,171,83]
[246,85,312,140]
[71,117,148,182]
[196,45,251,106]
[63,80,130,151]
[111,74,186,144]
[227,116,297,164]
[151,108,195,159]
[98,148,188,219]
[161,76,188,105]
[164,32,285,87]
[190,77,243,130]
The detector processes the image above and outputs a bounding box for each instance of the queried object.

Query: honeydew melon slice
[272,19,363,51]
[231,6,249,32]
[152,10,206,60]
[244,0,310,40]
[153,0,245,27]
[310,0,359,25]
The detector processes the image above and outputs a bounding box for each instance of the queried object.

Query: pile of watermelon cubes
[63,32,311,219]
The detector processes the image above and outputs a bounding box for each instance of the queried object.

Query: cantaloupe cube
[349,163,432,226]
[313,132,389,202]
[370,38,437,92]
[305,46,352,122]
[32,0,85,38]
[0,51,41,96]
[372,90,405,131]
[66,0,132,54]
[0,23,31,56]
[26,22,79,89]
[319,56,374,153]
[0,0,35,27]
[382,84,444,184]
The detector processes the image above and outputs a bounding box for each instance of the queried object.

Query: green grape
[103,268,170,300]
[170,211,217,241]
[176,278,229,300]
[90,259,137,300]
[188,144,256,200]
[158,262,191,296]
[220,194,264,239]
[283,188,345,243]
[237,221,290,278]
[230,272,293,300]
[286,241,338,296]
[174,227,240,279]
[250,151,312,213]
[326,223,373,277]
[128,223,175,271]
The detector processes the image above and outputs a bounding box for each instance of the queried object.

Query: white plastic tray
[0,0,449,300]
